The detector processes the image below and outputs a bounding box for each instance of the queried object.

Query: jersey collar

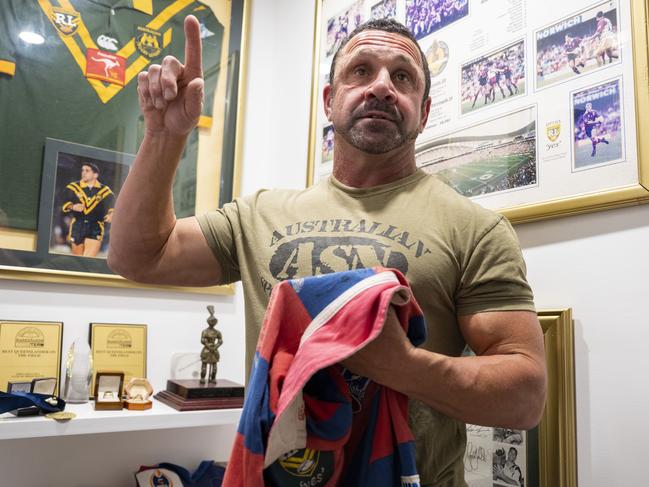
[100,0,153,15]
[79,181,102,189]
[131,0,153,15]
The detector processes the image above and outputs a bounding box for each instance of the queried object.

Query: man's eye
[353,67,368,76]
[395,71,412,83]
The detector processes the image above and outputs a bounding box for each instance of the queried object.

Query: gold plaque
[0,320,63,395]
[89,323,146,397]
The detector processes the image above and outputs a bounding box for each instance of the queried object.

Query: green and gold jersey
[0,0,223,230]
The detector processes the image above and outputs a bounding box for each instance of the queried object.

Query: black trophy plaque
[154,379,244,411]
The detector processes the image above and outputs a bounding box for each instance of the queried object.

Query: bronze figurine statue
[200,305,223,383]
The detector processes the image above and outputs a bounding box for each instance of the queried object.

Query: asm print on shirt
[260,218,432,295]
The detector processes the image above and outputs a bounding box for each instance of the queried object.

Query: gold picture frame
[306,0,649,224]
[537,308,577,487]
[464,308,576,487]
[0,0,251,294]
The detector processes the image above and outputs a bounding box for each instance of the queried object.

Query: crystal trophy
[63,338,94,403]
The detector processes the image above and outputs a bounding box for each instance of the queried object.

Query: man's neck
[332,139,418,188]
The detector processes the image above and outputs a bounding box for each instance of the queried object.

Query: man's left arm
[342,307,546,430]
[343,216,547,430]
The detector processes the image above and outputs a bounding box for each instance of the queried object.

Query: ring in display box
[124,377,153,411]
[94,372,125,411]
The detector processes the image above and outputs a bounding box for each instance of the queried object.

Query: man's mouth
[359,111,394,121]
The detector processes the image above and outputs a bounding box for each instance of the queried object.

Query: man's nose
[364,68,396,103]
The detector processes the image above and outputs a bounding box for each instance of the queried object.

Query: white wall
[517,205,649,486]
[2,0,648,485]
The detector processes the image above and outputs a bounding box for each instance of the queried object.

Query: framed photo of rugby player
[534,1,622,92]
[464,309,576,487]
[43,139,130,261]
[308,0,649,223]
[571,77,625,171]
[0,0,250,294]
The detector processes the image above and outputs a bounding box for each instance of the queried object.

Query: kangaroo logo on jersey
[85,49,126,86]
[50,7,80,36]
[135,26,163,59]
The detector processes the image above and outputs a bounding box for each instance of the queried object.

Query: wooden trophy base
[153,379,244,411]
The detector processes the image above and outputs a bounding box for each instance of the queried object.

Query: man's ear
[323,83,333,121]
[419,96,431,132]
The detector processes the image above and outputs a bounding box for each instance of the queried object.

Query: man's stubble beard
[333,101,421,154]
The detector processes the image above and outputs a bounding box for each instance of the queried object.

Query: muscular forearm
[387,347,546,429]
[107,132,187,279]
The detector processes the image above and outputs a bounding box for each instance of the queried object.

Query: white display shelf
[0,399,241,440]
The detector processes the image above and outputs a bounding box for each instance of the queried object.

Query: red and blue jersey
[223,267,426,487]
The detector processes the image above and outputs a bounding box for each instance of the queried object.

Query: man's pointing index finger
[183,15,203,80]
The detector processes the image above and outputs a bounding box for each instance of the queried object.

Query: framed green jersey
[0,0,249,294]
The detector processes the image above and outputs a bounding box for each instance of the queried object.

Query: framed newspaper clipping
[307,0,649,223]
[0,0,251,293]
[464,309,576,487]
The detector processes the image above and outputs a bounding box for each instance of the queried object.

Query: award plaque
[93,371,124,410]
[0,320,63,395]
[89,323,146,398]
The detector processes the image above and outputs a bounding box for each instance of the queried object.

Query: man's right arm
[107,16,222,286]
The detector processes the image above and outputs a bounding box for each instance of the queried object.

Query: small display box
[124,378,153,411]
[93,372,124,411]
[8,377,58,416]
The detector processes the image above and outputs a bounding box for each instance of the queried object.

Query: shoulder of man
[228,182,326,213]
[418,172,503,234]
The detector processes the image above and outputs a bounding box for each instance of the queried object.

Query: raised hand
[137,15,204,136]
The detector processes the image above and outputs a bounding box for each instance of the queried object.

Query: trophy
[200,305,223,383]
[154,306,244,411]
[63,338,93,403]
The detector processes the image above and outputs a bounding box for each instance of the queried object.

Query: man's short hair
[328,18,431,106]
[83,162,100,175]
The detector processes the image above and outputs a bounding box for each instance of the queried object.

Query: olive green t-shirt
[197,169,535,486]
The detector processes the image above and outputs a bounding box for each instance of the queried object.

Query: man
[471,63,489,108]
[109,16,546,486]
[62,162,114,257]
[499,57,518,96]
[579,102,609,157]
[564,34,585,75]
[493,447,524,486]
[592,10,618,66]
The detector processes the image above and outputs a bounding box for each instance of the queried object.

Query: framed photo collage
[308,0,649,224]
